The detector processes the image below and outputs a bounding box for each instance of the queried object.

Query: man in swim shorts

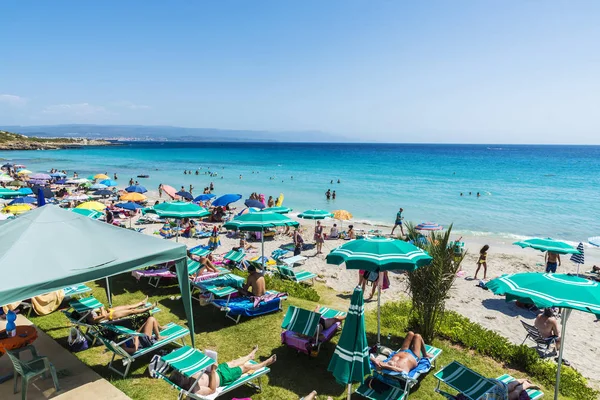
[391,208,404,236]
[370,331,432,373]
[186,346,277,396]
[545,251,561,273]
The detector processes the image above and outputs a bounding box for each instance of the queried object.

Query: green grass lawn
[30,273,570,400]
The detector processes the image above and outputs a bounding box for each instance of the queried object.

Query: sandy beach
[131,190,600,389]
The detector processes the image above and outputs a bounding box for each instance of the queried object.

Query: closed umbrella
[100,179,118,187]
[415,222,443,231]
[37,187,46,207]
[513,238,580,255]
[120,192,147,202]
[327,237,432,344]
[76,201,106,211]
[261,206,292,214]
[175,191,193,201]
[125,185,147,193]
[193,193,215,202]
[223,212,299,267]
[487,273,600,400]
[327,286,370,399]
[570,243,585,275]
[244,199,265,209]
[212,194,242,207]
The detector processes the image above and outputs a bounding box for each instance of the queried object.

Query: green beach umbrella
[328,286,370,400]
[327,237,432,344]
[487,272,600,400]
[150,202,210,242]
[298,209,334,220]
[513,238,580,255]
[261,206,292,214]
[0,188,22,199]
[223,212,299,267]
[67,208,103,219]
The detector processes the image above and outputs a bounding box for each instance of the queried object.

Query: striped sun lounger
[97,322,189,377]
[63,284,92,298]
[276,265,316,285]
[223,249,246,264]
[356,344,442,400]
[154,346,270,400]
[496,374,543,400]
[281,305,344,356]
[189,246,212,257]
[433,361,500,399]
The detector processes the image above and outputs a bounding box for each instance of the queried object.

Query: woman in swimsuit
[474,244,489,280]
[314,221,324,254]
[121,316,166,353]
[88,296,156,323]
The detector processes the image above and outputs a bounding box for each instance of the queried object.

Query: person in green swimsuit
[189,346,277,396]
[391,207,405,236]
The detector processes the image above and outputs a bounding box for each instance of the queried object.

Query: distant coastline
[0,130,112,151]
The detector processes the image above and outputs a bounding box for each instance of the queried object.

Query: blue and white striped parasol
[570,242,585,275]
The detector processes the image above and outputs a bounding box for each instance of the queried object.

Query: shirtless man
[185,346,276,396]
[370,331,432,373]
[545,251,561,273]
[534,308,561,352]
[241,264,266,296]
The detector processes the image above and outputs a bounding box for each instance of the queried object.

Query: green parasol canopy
[328,286,370,399]
[0,188,22,199]
[298,209,333,219]
[513,238,580,255]
[67,208,103,219]
[223,211,298,232]
[326,237,432,272]
[151,201,210,219]
[487,272,600,400]
[261,206,292,214]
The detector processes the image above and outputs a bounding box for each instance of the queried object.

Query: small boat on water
[137,174,150,178]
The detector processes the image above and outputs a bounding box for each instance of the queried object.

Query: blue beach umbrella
[212,194,242,207]
[244,199,265,209]
[55,179,67,185]
[194,193,215,202]
[99,179,118,187]
[18,188,33,195]
[125,185,147,193]
[116,202,144,211]
[175,191,194,201]
[9,197,37,205]
[90,183,108,190]
[50,172,66,178]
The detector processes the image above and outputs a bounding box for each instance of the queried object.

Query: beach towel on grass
[212,296,282,317]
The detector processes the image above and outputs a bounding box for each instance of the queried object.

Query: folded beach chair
[356,344,442,400]
[154,346,270,400]
[520,320,557,356]
[281,305,345,357]
[97,322,189,377]
[276,265,316,285]
[212,290,286,324]
[433,361,501,399]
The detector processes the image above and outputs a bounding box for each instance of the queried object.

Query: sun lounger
[279,255,308,268]
[496,374,543,400]
[520,320,557,356]
[132,258,225,287]
[63,284,92,298]
[191,273,245,304]
[189,246,211,257]
[276,265,316,285]
[154,346,270,400]
[212,290,286,324]
[356,344,442,400]
[281,305,344,357]
[433,361,501,399]
[97,322,189,377]
[271,248,290,261]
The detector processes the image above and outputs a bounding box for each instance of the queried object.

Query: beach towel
[212,296,282,317]
[373,351,432,379]
[250,291,288,308]
[31,290,65,315]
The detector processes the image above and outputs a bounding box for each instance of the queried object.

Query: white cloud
[0,94,27,106]
[111,101,151,110]
[42,103,106,116]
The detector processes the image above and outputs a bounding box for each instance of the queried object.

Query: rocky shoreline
[0,130,113,150]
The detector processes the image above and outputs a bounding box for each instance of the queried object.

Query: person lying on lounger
[240,264,266,296]
[370,331,433,373]
[313,304,346,339]
[87,296,157,323]
[233,238,256,251]
[120,315,166,354]
[185,346,277,396]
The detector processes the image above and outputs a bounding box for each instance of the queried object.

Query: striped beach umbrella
[570,242,585,275]
[298,209,334,220]
[328,286,370,400]
[189,246,211,257]
[261,206,292,214]
[415,222,443,231]
[513,237,580,255]
[487,272,600,400]
[152,201,210,219]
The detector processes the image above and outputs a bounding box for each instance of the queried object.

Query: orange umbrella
[120,192,147,202]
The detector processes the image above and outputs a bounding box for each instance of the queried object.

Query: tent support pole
[554,308,570,400]
[105,277,112,307]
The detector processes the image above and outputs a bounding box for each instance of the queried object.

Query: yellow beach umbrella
[3,204,32,214]
[17,169,32,175]
[333,210,353,220]
[94,173,110,180]
[120,192,147,202]
[76,201,106,211]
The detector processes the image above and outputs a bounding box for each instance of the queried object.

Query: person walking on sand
[158,184,163,198]
[391,208,404,236]
[545,251,561,273]
[474,244,489,280]
[314,220,324,254]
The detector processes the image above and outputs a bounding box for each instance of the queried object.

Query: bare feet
[249,345,258,359]
[265,355,277,366]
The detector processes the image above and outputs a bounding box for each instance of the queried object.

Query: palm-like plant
[405,222,465,343]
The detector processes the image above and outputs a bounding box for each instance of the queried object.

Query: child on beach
[474,244,489,280]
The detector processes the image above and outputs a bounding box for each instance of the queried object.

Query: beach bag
[67,327,88,352]
[148,354,169,378]
[363,270,379,283]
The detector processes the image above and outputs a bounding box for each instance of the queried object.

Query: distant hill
[1,124,344,142]
[0,129,110,150]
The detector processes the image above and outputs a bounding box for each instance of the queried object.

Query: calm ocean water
[1,142,599,242]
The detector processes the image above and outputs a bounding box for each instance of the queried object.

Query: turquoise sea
[1,142,599,242]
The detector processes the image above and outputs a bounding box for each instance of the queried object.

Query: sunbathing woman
[196,254,219,276]
[121,315,166,354]
[370,331,433,373]
[313,305,346,340]
[504,378,540,400]
[87,296,157,323]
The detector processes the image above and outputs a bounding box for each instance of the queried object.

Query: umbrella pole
[176,219,180,242]
[106,277,112,307]
[347,383,352,400]
[554,308,570,400]
[377,279,382,346]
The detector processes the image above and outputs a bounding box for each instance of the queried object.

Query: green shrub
[230,269,320,302]
[380,301,599,400]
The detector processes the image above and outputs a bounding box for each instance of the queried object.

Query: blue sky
[1,1,599,143]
